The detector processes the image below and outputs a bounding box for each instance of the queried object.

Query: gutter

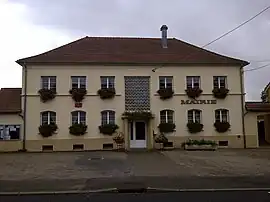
[240,67,247,148]
[22,63,27,151]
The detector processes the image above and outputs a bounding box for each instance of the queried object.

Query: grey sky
[3,0,270,100]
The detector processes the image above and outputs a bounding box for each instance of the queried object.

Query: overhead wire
[152,5,270,72]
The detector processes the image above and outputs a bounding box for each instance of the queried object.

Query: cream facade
[20,64,255,151]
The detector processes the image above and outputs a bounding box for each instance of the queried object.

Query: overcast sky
[1,0,270,100]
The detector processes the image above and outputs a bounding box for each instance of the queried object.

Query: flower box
[38,89,56,102]
[97,88,116,99]
[185,87,203,98]
[212,88,229,99]
[157,88,174,99]
[158,123,176,133]
[69,88,87,102]
[184,144,217,151]
[99,124,119,135]
[69,123,87,136]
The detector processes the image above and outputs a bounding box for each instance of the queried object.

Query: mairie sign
[181,100,217,105]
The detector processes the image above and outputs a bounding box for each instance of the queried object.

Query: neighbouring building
[0,25,262,152]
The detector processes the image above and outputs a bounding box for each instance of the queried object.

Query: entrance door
[130,121,146,148]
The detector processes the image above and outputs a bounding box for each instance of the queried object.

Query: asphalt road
[1,191,269,202]
[1,176,270,192]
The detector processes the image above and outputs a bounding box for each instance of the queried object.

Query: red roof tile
[17,37,249,66]
[0,88,21,113]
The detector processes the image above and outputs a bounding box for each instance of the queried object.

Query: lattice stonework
[125,76,150,111]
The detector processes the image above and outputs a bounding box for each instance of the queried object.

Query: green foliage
[69,88,87,102]
[99,124,119,135]
[38,89,56,102]
[69,123,87,136]
[39,124,58,137]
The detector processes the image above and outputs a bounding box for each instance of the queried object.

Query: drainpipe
[240,67,247,148]
[22,63,27,151]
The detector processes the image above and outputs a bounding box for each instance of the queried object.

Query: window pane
[41,112,48,125]
[109,111,115,124]
[71,76,79,89]
[41,77,49,89]
[186,77,192,88]
[101,111,107,125]
[100,77,108,89]
[215,110,221,122]
[187,110,193,122]
[108,77,115,88]
[50,77,56,87]
[221,110,228,122]
[80,112,86,124]
[49,112,56,124]
[160,111,167,123]
[219,77,226,88]
[193,76,200,88]
[213,76,219,88]
[167,110,174,123]
[159,77,166,89]
[195,110,201,123]
[72,112,78,124]
[79,77,86,89]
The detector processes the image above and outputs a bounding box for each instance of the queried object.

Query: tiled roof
[0,88,21,113]
[17,37,249,66]
[245,102,270,112]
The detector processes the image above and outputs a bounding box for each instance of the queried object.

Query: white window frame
[159,76,173,89]
[160,110,174,123]
[71,76,86,89]
[41,111,56,125]
[186,76,200,88]
[101,76,115,89]
[215,109,229,122]
[101,110,115,125]
[214,76,227,88]
[41,76,56,90]
[188,110,201,123]
[72,111,86,124]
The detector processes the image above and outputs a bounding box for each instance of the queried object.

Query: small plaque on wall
[75,102,82,108]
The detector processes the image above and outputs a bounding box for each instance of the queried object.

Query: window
[0,125,20,140]
[186,76,200,88]
[160,110,174,124]
[71,76,86,89]
[71,111,86,124]
[187,109,201,123]
[101,76,115,89]
[101,110,115,125]
[159,76,173,89]
[213,76,227,88]
[41,111,56,125]
[215,109,229,122]
[41,76,56,91]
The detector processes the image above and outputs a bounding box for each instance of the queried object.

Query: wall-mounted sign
[75,102,82,108]
[181,100,217,105]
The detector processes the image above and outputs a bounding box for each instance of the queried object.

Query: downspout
[240,67,247,148]
[22,63,27,151]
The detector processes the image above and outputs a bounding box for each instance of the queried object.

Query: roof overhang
[245,102,270,112]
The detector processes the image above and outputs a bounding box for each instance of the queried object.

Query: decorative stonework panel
[125,76,150,111]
